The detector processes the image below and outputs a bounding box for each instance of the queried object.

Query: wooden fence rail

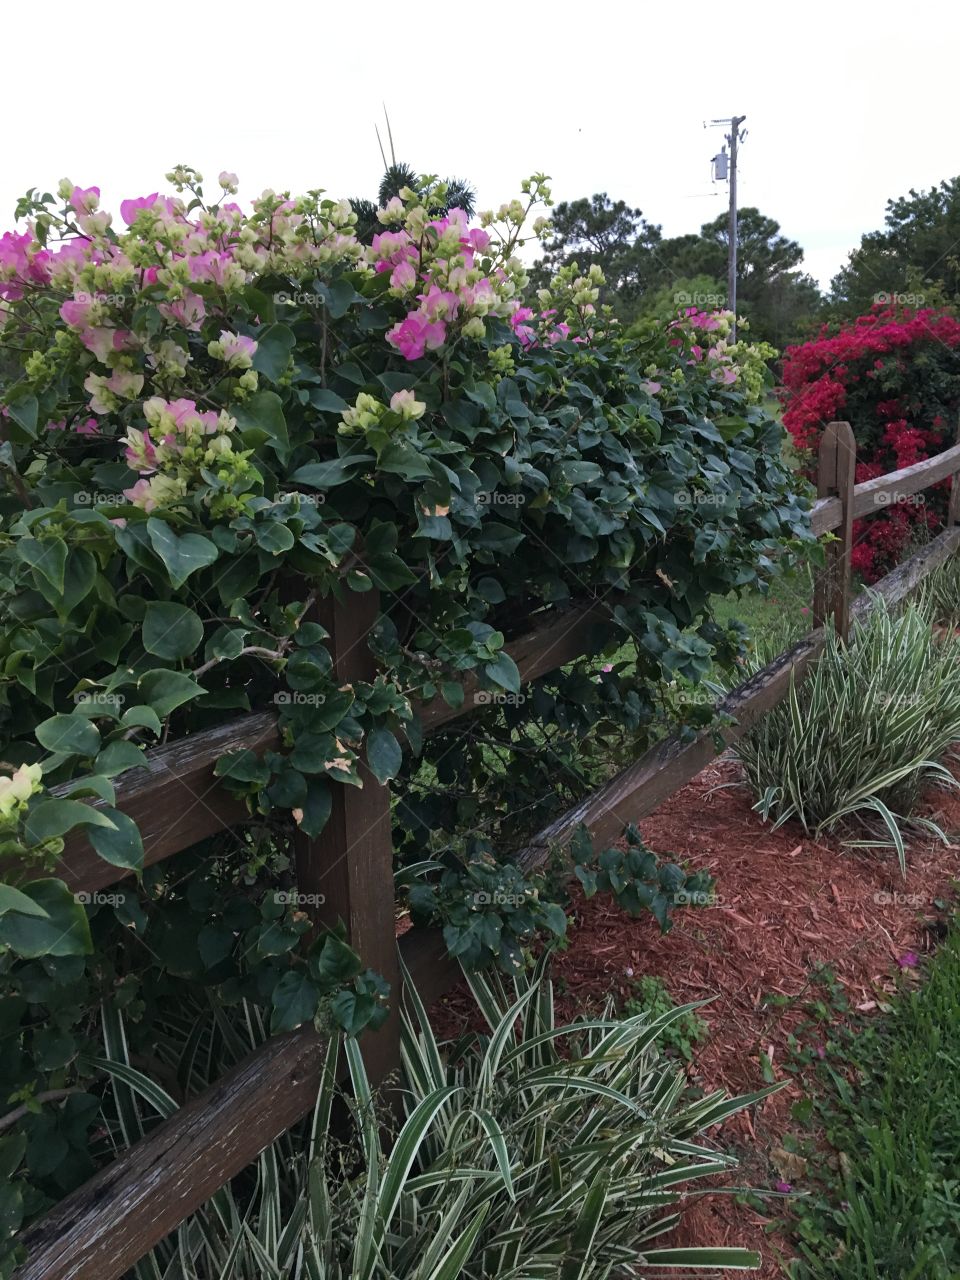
[13,424,960,1280]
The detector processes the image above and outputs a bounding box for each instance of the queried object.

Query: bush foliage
[781,307,960,580]
[0,168,812,1256]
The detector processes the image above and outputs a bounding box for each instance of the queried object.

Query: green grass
[788,919,960,1279]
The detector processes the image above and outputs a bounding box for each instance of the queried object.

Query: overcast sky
[4,0,957,293]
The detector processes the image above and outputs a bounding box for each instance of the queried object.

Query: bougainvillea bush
[0,167,811,1255]
[781,307,960,579]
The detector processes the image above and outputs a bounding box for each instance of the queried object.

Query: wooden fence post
[293,586,402,1087]
[813,421,856,640]
[949,412,960,527]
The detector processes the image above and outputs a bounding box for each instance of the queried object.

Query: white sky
[5,0,958,293]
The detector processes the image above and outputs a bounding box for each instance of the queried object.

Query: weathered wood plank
[813,421,856,638]
[49,713,278,893]
[851,440,960,520]
[13,1026,327,1280]
[810,494,842,537]
[418,604,608,731]
[294,587,401,1086]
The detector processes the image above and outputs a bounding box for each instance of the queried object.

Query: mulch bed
[428,756,960,1277]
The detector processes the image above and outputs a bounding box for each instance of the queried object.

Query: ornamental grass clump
[102,959,772,1279]
[732,596,960,872]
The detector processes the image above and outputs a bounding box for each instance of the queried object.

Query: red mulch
[428,756,960,1277]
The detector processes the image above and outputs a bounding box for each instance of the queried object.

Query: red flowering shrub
[781,307,960,579]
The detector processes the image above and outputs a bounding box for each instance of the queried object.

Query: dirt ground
[429,756,960,1277]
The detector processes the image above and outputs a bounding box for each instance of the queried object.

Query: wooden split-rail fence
[13,421,960,1279]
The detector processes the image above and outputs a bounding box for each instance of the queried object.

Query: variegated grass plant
[730,594,960,873]
[97,957,774,1279]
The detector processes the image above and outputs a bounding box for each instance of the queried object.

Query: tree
[830,178,960,315]
[530,193,663,314]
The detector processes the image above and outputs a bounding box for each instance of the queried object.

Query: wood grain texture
[813,421,856,638]
[293,588,401,1086]
[49,712,279,893]
[850,440,960,520]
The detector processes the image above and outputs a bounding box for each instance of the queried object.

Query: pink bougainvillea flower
[386,313,446,361]
[122,478,157,512]
[60,296,94,329]
[389,260,417,291]
[119,193,160,225]
[159,291,206,331]
[418,285,460,324]
[76,418,100,437]
[897,950,919,969]
[70,185,100,215]
[774,1181,792,1194]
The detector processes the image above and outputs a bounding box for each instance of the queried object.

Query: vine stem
[0,1088,83,1134]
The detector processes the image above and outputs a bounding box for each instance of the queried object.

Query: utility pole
[708,115,746,339]
[727,115,746,339]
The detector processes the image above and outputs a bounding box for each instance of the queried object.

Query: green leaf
[0,883,50,919]
[255,522,295,555]
[17,536,67,593]
[310,935,363,988]
[215,749,270,785]
[35,713,101,758]
[146,519,219,589]
[137,669,205,718]
[252,323,296,383]
[270,970,319,1033]
[6,392,38,437]
[234,390,288,451]
[366,727,402,785]
[484,653,521,694]
[24,799,117,843]
[119,705,163,736]
[292,455,374,489]
[142,602,204,660]
[308,388,349,414]
[88,806,144,873]
[0,879,93,958]
[95,740,148,778]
